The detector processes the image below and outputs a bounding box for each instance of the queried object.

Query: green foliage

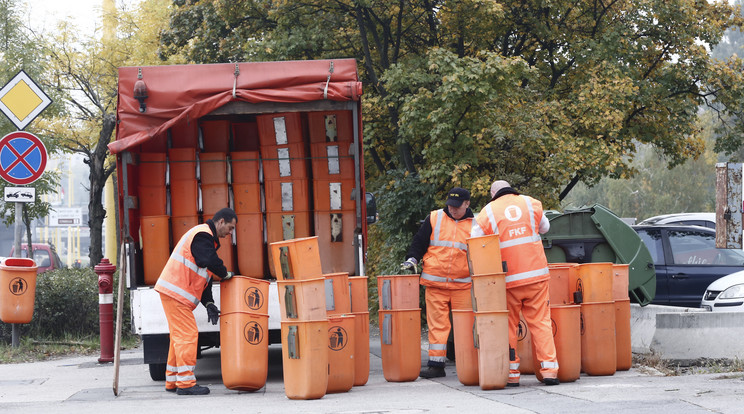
[562,113,719,220]
[0,268,131,343]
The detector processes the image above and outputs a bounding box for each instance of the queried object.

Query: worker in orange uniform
[155,208,237,395]
[401,187,477,378]
[471,180,559,386]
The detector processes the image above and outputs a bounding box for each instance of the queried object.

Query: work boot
[176,385,210,395]
[543,378,560,386]
[419,366,445,379]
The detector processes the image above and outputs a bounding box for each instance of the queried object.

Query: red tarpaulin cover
[109,59,361,154]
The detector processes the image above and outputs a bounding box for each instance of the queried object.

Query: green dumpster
[542,204,655,306]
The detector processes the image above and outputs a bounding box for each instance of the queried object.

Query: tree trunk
[87,113,116,267]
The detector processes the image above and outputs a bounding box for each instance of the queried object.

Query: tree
[562,112,719,221]
[158,0,744,270]
[32,0,176,266]
[0,0,61,257]
[159,0,744,203]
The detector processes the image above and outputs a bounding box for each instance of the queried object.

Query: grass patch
[0,334,140,364]
[633,353,744,376]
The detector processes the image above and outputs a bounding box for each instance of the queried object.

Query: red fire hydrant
[95,258,116,363]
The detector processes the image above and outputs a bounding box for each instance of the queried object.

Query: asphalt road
[2,334,744,414]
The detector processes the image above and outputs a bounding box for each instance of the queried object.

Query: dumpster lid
[542,204,656,306]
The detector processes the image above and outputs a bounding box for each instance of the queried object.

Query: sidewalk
[1,336,744,414]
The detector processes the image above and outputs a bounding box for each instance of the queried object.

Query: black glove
[206,302,220,325]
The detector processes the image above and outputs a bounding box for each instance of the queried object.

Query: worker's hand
[223,271,234,281]
[400,258,418,274]
[206,302,220,325]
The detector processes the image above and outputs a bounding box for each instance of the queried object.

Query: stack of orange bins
[538,263,582,383]
[309,111,356,274]
[168,147,199,247]
[269,237,328,400]
[138,153,168,285]
[219,276,271,391]
[571,262,617,376]
[198,151,234,272]
[465,234,509,390]
[258,113,311,277]
[376,274,421,382]
[230,150,263,278]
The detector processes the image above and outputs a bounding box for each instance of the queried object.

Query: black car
[633,224,744,308]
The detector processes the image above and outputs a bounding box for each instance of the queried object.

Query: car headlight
[719,284,744,299]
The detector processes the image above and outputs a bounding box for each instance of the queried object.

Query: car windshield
[668,229,744,265]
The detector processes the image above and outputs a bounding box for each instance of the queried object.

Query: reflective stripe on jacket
[475,195,549,288]
[155,223,216,309]
[421,209,477,289]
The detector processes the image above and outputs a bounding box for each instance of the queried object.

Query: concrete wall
[631,304,744,362]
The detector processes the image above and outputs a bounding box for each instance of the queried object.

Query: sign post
[0,71,52,348]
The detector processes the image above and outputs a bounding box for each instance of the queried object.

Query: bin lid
[2,257,37,269]
[541,204,656,306]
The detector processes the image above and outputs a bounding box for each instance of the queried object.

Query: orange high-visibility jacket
[421,209,475,289]
[475,194,549,288]
[155,223,216,309]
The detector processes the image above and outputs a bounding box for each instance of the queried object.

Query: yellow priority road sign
[0,70,52,131]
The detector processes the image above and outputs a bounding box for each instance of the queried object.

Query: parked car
[633,224,744,308]
[638,212,715,229]
[701,270,744,311]
[8,243,64,273]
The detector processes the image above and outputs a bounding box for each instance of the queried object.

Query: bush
[0,267,131,344]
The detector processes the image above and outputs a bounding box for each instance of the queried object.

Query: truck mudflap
[542,204,656,306]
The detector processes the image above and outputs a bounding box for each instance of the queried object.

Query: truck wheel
[149,363,167,381]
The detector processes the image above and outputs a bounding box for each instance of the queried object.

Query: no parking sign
[0,131,47,185]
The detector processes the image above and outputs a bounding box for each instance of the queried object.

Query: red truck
[109,59,374,379]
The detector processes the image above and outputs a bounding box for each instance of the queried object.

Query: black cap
[445,187,470,207]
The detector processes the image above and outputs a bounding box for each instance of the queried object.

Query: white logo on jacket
[504,205,522,221]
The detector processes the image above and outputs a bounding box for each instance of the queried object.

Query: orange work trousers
[424,286,472,366]
[506,280,558,384]
[160,293,199,390]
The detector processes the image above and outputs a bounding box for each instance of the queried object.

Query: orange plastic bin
[220,276,270,314]
[327,315,355,394]
[466,234,502,275]
[452,309,479,386]
[324,272,351,316]
[551,304,581,383]
[281,320,329,400]
[235,213,264,278]
[548,263,578,305]
[474,310,509,390]
[269,236,323,280]
[351,311,370,386]
[379,308,421,382]
[0,258,37,324]
[615,298,632,371]
[171,215,199,246]
[277,278,327,321]
[349,276,369,313]
[580,301,617,376]
[470,273,506,312]
[377,275,420,310]
[573,263,613,303]
[220,312,269,391]
[140,216,170,285]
